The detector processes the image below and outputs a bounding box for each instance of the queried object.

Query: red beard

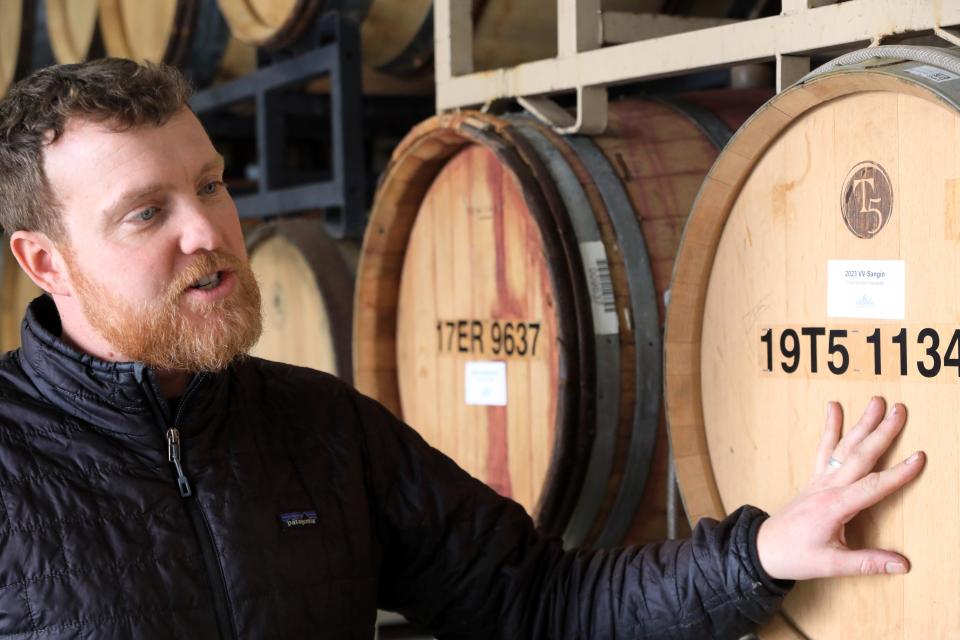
[65,247,263,372]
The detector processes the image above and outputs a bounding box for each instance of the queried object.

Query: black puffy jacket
[0,295,791,639]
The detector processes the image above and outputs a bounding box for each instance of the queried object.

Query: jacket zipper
[166,428,192,497]
[162,375,237,640]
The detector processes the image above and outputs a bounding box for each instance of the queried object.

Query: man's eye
[136,207,158,222]
[200,181,223,195]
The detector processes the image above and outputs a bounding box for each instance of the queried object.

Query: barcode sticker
[579,241,618,335]
[905,65,960,84]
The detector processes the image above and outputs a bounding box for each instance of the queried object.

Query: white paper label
[905,65,960,84]
[464,361,507,406]
[579,241,618,335]
[827,260,905,320]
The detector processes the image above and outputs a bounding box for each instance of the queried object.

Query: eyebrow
[102,153,226,219]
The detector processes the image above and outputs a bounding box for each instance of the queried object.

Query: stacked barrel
[353,46,960,638]
[664,50,960,638]
[0,0,579,364]
[353,92,770,547]
[247,219,356,380]
[216,0,559,76]
[2,1,104,97]
[1,0,572,100]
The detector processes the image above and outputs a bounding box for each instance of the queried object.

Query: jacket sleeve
[351,390,793,639]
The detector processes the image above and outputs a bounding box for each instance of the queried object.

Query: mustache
[166,250,246,300]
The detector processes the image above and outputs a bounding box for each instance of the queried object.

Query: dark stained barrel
[354,91,768,548]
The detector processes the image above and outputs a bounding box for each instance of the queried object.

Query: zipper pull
[166,428,193,498]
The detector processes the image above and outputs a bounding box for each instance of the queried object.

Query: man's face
[43,108,262,371]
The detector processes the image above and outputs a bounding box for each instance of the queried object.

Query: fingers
[830,397,886,466]
[815,401,843,475]
[837,451,925,519]
[833,403,907,483]
[822,548,910,578]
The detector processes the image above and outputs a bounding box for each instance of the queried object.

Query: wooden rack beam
[436,0,960,113]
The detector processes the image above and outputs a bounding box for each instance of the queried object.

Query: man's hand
[756,397,925,581]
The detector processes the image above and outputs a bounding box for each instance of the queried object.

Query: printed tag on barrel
[465,361,508,406]
[827,260,905,320]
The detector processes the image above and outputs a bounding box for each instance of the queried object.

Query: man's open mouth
[189,271,223,290]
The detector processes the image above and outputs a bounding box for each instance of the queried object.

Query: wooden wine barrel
[0,242,43,352]
[217,0,558,76]
[44,0,103,64]
[27,0,102,72]
[366,0,748,75]
[1,1,36,98]
[247,219,354,381]
[354,91,767,548]
[664,48,960,638]
[361,0,660,77]
[98,0,250,88]
[359,0,433,75]
[216,0,346,50]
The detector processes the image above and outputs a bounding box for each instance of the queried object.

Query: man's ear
[9,231,71,296]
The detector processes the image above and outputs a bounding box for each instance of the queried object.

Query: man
[0,59,923,639]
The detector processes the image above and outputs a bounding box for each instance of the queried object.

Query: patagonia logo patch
[279,511,319,530]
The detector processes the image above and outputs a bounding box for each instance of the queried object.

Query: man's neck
[55,298,193,399]
[154,369,192,399]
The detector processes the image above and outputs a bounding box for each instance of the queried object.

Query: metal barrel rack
[190,12,365,240]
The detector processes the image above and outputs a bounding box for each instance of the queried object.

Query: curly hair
[0,58,192,239]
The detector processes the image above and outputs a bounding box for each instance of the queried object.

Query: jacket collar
[18,295,217,442]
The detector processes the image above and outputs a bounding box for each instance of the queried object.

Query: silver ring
[828,456,843,469]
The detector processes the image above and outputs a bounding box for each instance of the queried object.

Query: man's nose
[177,200,224,255]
